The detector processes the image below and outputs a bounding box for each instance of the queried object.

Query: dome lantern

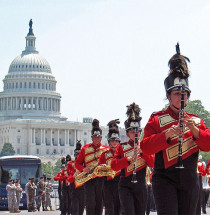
[22,19,38,55]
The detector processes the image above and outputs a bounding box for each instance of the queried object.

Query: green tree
[185,100,210,128]
[0,143,15,156]
[53,159,61,177]
[41,161,54,179]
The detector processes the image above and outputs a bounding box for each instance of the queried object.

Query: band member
[203,157,210,214]
[111,103,154,215]
[75,119,109,215]
[141,43,210,215]
[98,119,121,215]
[67,140,85,215]
[60,155,72,215]
[15,179,22,213]
[54,158,65,214]
[196,155,206,215]
[6,179,18,213]
[37,176,47,211]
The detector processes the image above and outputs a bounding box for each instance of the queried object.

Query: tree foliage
[0,143,15,156]
[41,159,62,180]
[185,100,210,128]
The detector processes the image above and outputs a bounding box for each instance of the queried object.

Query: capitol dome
[9,54,51,74]
[0,20,64,121]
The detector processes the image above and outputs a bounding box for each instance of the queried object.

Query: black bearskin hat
[61,157,66,165]
[66,154,71,164]
[124,103,142,131]
[74,140,82,159]
[91,119,102,137]
[164,43,191,94]
[107,119,121,142]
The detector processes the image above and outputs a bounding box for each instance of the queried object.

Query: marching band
[51,44,210,215]
[6,43,210,215]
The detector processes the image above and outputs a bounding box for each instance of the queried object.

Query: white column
[50,129,52,145]
[65,130,67,145]
[57,130,59,146]
[26,97,28,110]
[46,98,49,111]
[41,129,43,144]
[21,97,23,110]
[16,97,18,110]
[30,129,33,144]
[74,129,77,146]
[36,97,39,110]
[33,128,35,144]
[31,97,33,110]
[43,129,46,145]
[67,130,69,146]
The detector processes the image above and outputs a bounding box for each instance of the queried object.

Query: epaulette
[151,110,164,117]
[185,111,200,118]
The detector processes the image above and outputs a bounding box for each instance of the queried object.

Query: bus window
[0,166,20,185]
[20,166,40,184]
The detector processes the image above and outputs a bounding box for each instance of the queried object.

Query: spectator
[6,179,19,213]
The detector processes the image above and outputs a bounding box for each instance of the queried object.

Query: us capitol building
[0,20,126,160]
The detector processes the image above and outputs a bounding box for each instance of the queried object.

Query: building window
[17,148,20,154]
[18,129,20,132]
[20,82,22,88]
[17,138,20,144]
[84,140,87,145]
[36,149,39,154]
[29,82,31,88]
[61,150,64,154]
[53,149,56,154]
[16,82,18,88]
[38,83,40,89]
[33,82,36,88]
[69,139,74,146]
[46,149,49,154]
[24,82,27,88]
[84,132,87,135]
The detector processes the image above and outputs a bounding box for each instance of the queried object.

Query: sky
[0,0,209,128]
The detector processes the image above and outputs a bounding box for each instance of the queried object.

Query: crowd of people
[6,176,55,213]
[52,43,210,215]
[6,43,210,215]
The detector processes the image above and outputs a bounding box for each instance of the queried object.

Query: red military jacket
[206,157,210,186]
[98,148,121,180]
[141,107,210,169]
[67,160,76,184]
[60,163,71,186]
[197,160,206,176]
[75,143,109,172]
[54,171,63,187]
[111,140,154,177]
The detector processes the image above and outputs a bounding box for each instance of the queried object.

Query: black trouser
[146,184,153,215]
[152,169,199,215]
[103,179,120,215]
[84,177,104,215]
[196,175,202,215]
[71,183,85,215]
[62,184,72,215]
[202,188,210,213]
[118,171,147,215]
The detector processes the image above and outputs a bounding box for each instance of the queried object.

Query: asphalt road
[1,197,210,215]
